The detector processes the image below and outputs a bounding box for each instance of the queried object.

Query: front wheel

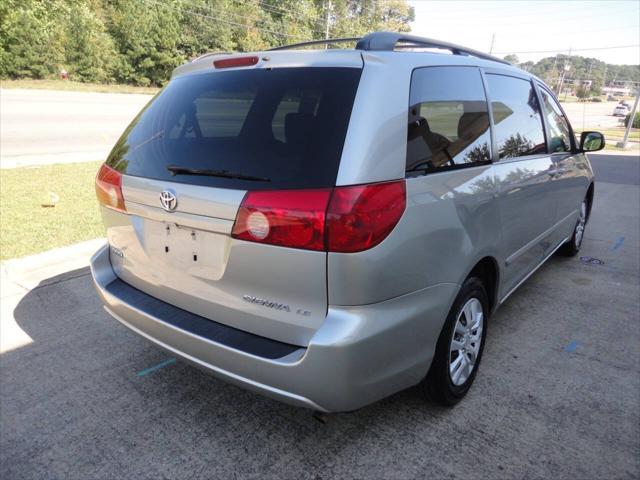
[421,277,489,406]
[559,198,588,257]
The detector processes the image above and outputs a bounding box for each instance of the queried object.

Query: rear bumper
[91,243,458,412]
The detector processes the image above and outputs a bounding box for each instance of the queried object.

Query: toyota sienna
[90,32,604,412]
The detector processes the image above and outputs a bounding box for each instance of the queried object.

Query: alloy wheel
[449,297,484,386]
[575,200,587,248]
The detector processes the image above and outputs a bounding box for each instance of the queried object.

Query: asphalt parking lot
[1,153,638,479]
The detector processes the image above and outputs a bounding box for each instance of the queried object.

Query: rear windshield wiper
[166,165,271,182]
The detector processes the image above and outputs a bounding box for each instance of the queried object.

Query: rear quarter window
[107,68,362,190]
[406,66,491,176]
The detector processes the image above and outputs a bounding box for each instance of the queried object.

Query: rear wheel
[421,277,488,406]
[559,198,588,257]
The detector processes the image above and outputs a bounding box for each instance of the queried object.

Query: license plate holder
[145,220,226,280]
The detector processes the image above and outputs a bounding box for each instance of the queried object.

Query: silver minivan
[91,32,605,412]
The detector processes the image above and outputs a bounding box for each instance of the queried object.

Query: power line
[145,0,309,40]
[412,0,618,18]
[494,44,640,54]
[487,26,640,59]
[179,0,327,34]
[177,0,327,37]
[178,0,271,25]
[553,24,640,36]
[246,0,328,30]
[412,4,635,23]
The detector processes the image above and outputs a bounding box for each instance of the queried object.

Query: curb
[1,238,105,292]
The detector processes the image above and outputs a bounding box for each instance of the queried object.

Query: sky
[408,0,640,65]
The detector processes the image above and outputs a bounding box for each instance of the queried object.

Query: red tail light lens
[327,180,406,253]
[95,163,126,212]
[232,180,406,253]
[213,56,259,69]
[232,189,331,251]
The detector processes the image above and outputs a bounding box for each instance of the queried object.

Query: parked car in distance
[613,104,631,116]
[91,32,605,413]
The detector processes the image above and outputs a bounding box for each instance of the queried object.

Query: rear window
[106,68,362,190]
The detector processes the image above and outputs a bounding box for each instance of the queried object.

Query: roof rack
[268,38,360,51]
[356,32,510,64]
[269,31,510,65]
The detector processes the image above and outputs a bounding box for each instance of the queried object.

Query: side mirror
[579,131,605,152]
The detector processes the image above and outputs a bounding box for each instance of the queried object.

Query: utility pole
[557,60,567,96]
[551,55,559,88]
[324,0,332,48]
[560,47,572,101]
[489,33,495,55]
[617,91,639,149]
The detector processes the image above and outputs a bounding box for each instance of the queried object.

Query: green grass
[559,95,581,103]
[602,142,640,152]
[575,126,640,151]
[0,161,105,260]
[0,79,159,95]
[597,128,640,142]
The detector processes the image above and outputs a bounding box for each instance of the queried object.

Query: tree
[324,0,414,38]
[503,54,519,65]
[625,112,640,129]
[0,0,421,85]
[0,0,66,78]
[105,0,183,86]
[501,134,533,158]
[175,0,236,59]
[64,2,117,82]
[576,85,589,100]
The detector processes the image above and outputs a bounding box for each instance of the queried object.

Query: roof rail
[268,31,509,65]
[355,31,510,64]
[268,38,360,51]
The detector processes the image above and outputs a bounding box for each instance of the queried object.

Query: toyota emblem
[159,189,177,212]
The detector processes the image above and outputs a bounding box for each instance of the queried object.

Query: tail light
[326,181,406,253]
[213,56,259,69]
[231,180,406,253]
[232,189,331,251]
[95,163,126,212]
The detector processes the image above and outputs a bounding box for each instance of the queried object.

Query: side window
[486,74,546,159]
[539,87,572,153]
[406,67,491,174]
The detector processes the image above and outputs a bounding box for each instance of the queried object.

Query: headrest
[458,112,489,140]
[285,113,316,148]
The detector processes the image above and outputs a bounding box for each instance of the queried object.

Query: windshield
[106,67,362,190]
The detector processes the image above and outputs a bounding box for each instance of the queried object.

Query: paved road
[589,151,640,185]
[1,155,638,479]
[561,100,624,131]
[0,88,633,169]
[0,89,151,168]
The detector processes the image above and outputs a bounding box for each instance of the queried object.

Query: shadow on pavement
[3,180,639,480]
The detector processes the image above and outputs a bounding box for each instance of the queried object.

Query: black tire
[558,197,588,257]
[421,277,489,406]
